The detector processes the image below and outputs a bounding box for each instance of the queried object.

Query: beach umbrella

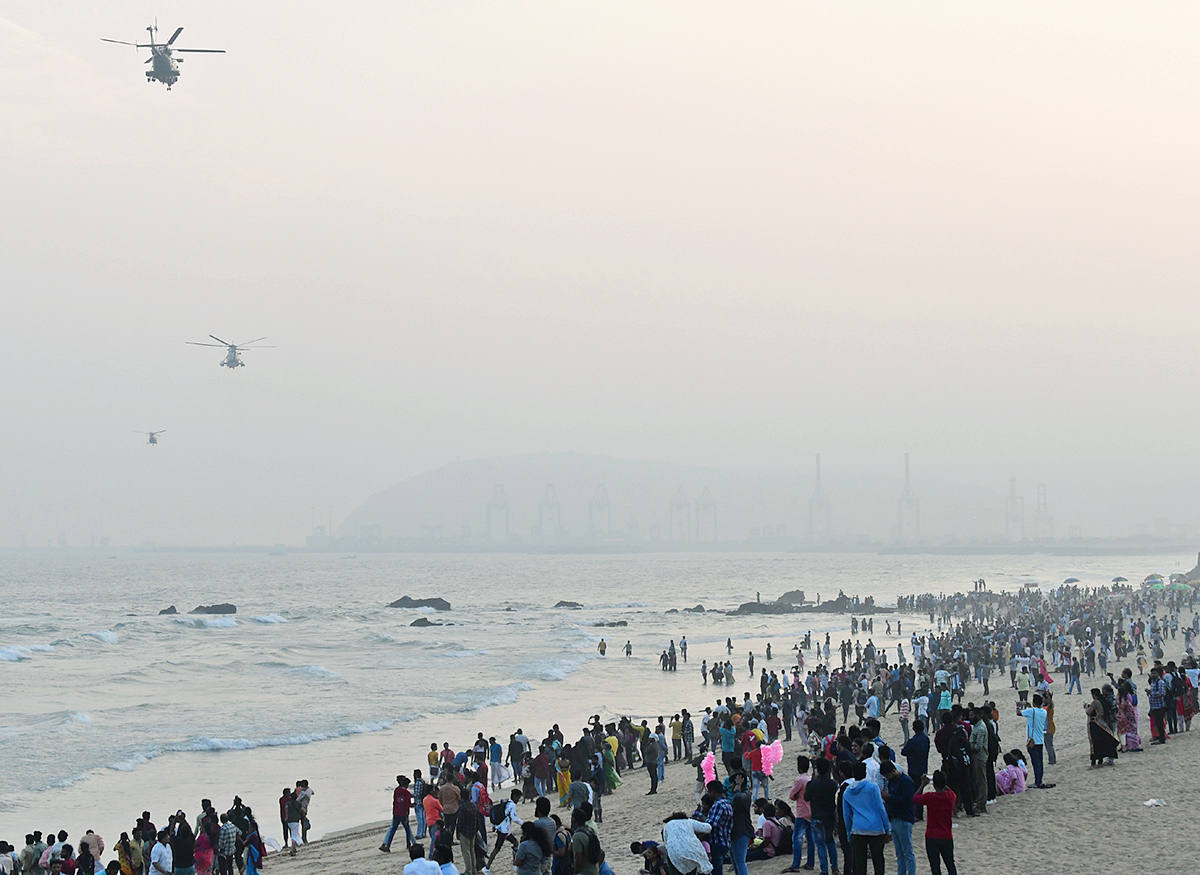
[1112,576,1128,583]
[1170,573,1188,582]
[1189,579,1200,588]
[1063,578,1080,584]
[1169,582,1192,592]
[1149,582,1169,590]
[1145,574,1164,583]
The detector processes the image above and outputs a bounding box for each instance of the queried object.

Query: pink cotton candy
[761,741,784,776]
[701,752,717,785]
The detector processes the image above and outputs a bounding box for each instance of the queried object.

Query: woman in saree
[602,738,622,791]
[1085,687,1120,766]
[116,832,141,875]
[555,749,572,808]
[1117,672,1142,751]
[244,820,266,875]
[193,826,215,875]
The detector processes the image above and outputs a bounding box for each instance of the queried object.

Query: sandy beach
[263,668,1200,875]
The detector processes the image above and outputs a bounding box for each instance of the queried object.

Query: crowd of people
[0,782,313,875]
[8,578,1199,875]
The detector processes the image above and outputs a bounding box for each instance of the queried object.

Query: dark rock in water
[158,605,178,615]
[190,603,236,615]
[554,600,584,609]
[665,609,679,614]
[593,620,628,627]
[776,589,805,605]
[410,617,444,627]
[388,596,452,611]
[683,604,706,613]
[732,601,797,616]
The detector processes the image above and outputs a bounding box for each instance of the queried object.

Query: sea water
[0,550,1188,841]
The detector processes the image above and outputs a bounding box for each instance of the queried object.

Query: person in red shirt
[912,770,958,875]
[380,775,414,852]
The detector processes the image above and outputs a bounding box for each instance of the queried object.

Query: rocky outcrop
[554,600,583,609]
[593,620,628,627]
[683,604,706,613]
[731,601,798,616]
[190,604,236,615]
[410,617,444,627]
[388,596,452,611]
[158,605,178,615]
[776,590,805,605]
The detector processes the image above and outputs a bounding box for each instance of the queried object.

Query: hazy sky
[4,2,1200,545]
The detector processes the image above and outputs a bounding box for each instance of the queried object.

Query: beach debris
[1144,798,1167,807]
[158,605,178,615]
[190,603,237,615]
[388,596,452,611]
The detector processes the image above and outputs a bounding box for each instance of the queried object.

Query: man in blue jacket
[880,761,916,875]
[841,762,891,875]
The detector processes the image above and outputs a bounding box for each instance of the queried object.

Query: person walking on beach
[625,641,633,657]
[381,775,415,853]
[597,639,606,657]
[880,760,916,875]
[486,790,524,871]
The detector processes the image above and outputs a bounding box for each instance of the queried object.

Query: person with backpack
[569,808,602,875]
[484,790,523,871]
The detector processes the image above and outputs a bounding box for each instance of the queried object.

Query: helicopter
[186,335,274,369]
[102,22,224,90]
[135,430,167,445]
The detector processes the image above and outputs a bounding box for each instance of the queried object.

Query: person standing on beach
[454,793,485,875]
[296,781,313,843]
[642,731,661,795]
[625,641,633,657]
[1016,694,1052,788]
[912,772,956,875]
[702,660,708,685]
[438,780,460,834]
[412,770,428,840]
[380,775,415,853]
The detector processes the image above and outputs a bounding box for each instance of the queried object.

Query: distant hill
[337,452,1009,544]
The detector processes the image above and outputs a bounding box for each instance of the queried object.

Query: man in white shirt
[403,844,441,875]
[150,832,173,875]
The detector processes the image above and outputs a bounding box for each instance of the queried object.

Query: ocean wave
[174,616,238,628]
[169,721,393,752]
[529,656,589,682]
[251,614,288,624]
[69,712,93,724]
[442,649,488,658]
[86,630,119,644]
[440,682,535,713]
[285,665,342,679]
[0,643,55,662]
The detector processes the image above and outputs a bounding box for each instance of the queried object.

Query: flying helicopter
[102,22,224,90]
[186,335,274,369]
[135,430,167,445]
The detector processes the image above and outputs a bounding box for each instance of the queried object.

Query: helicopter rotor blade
[237,337,268,346]
[173,49,226,53]
[145,56,153,64]
[208,335,231,345]
[186,342,227,347]
[101,38,139,46]
[166,26,184,45]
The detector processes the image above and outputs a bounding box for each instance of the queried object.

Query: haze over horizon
[5,2,1200,546]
